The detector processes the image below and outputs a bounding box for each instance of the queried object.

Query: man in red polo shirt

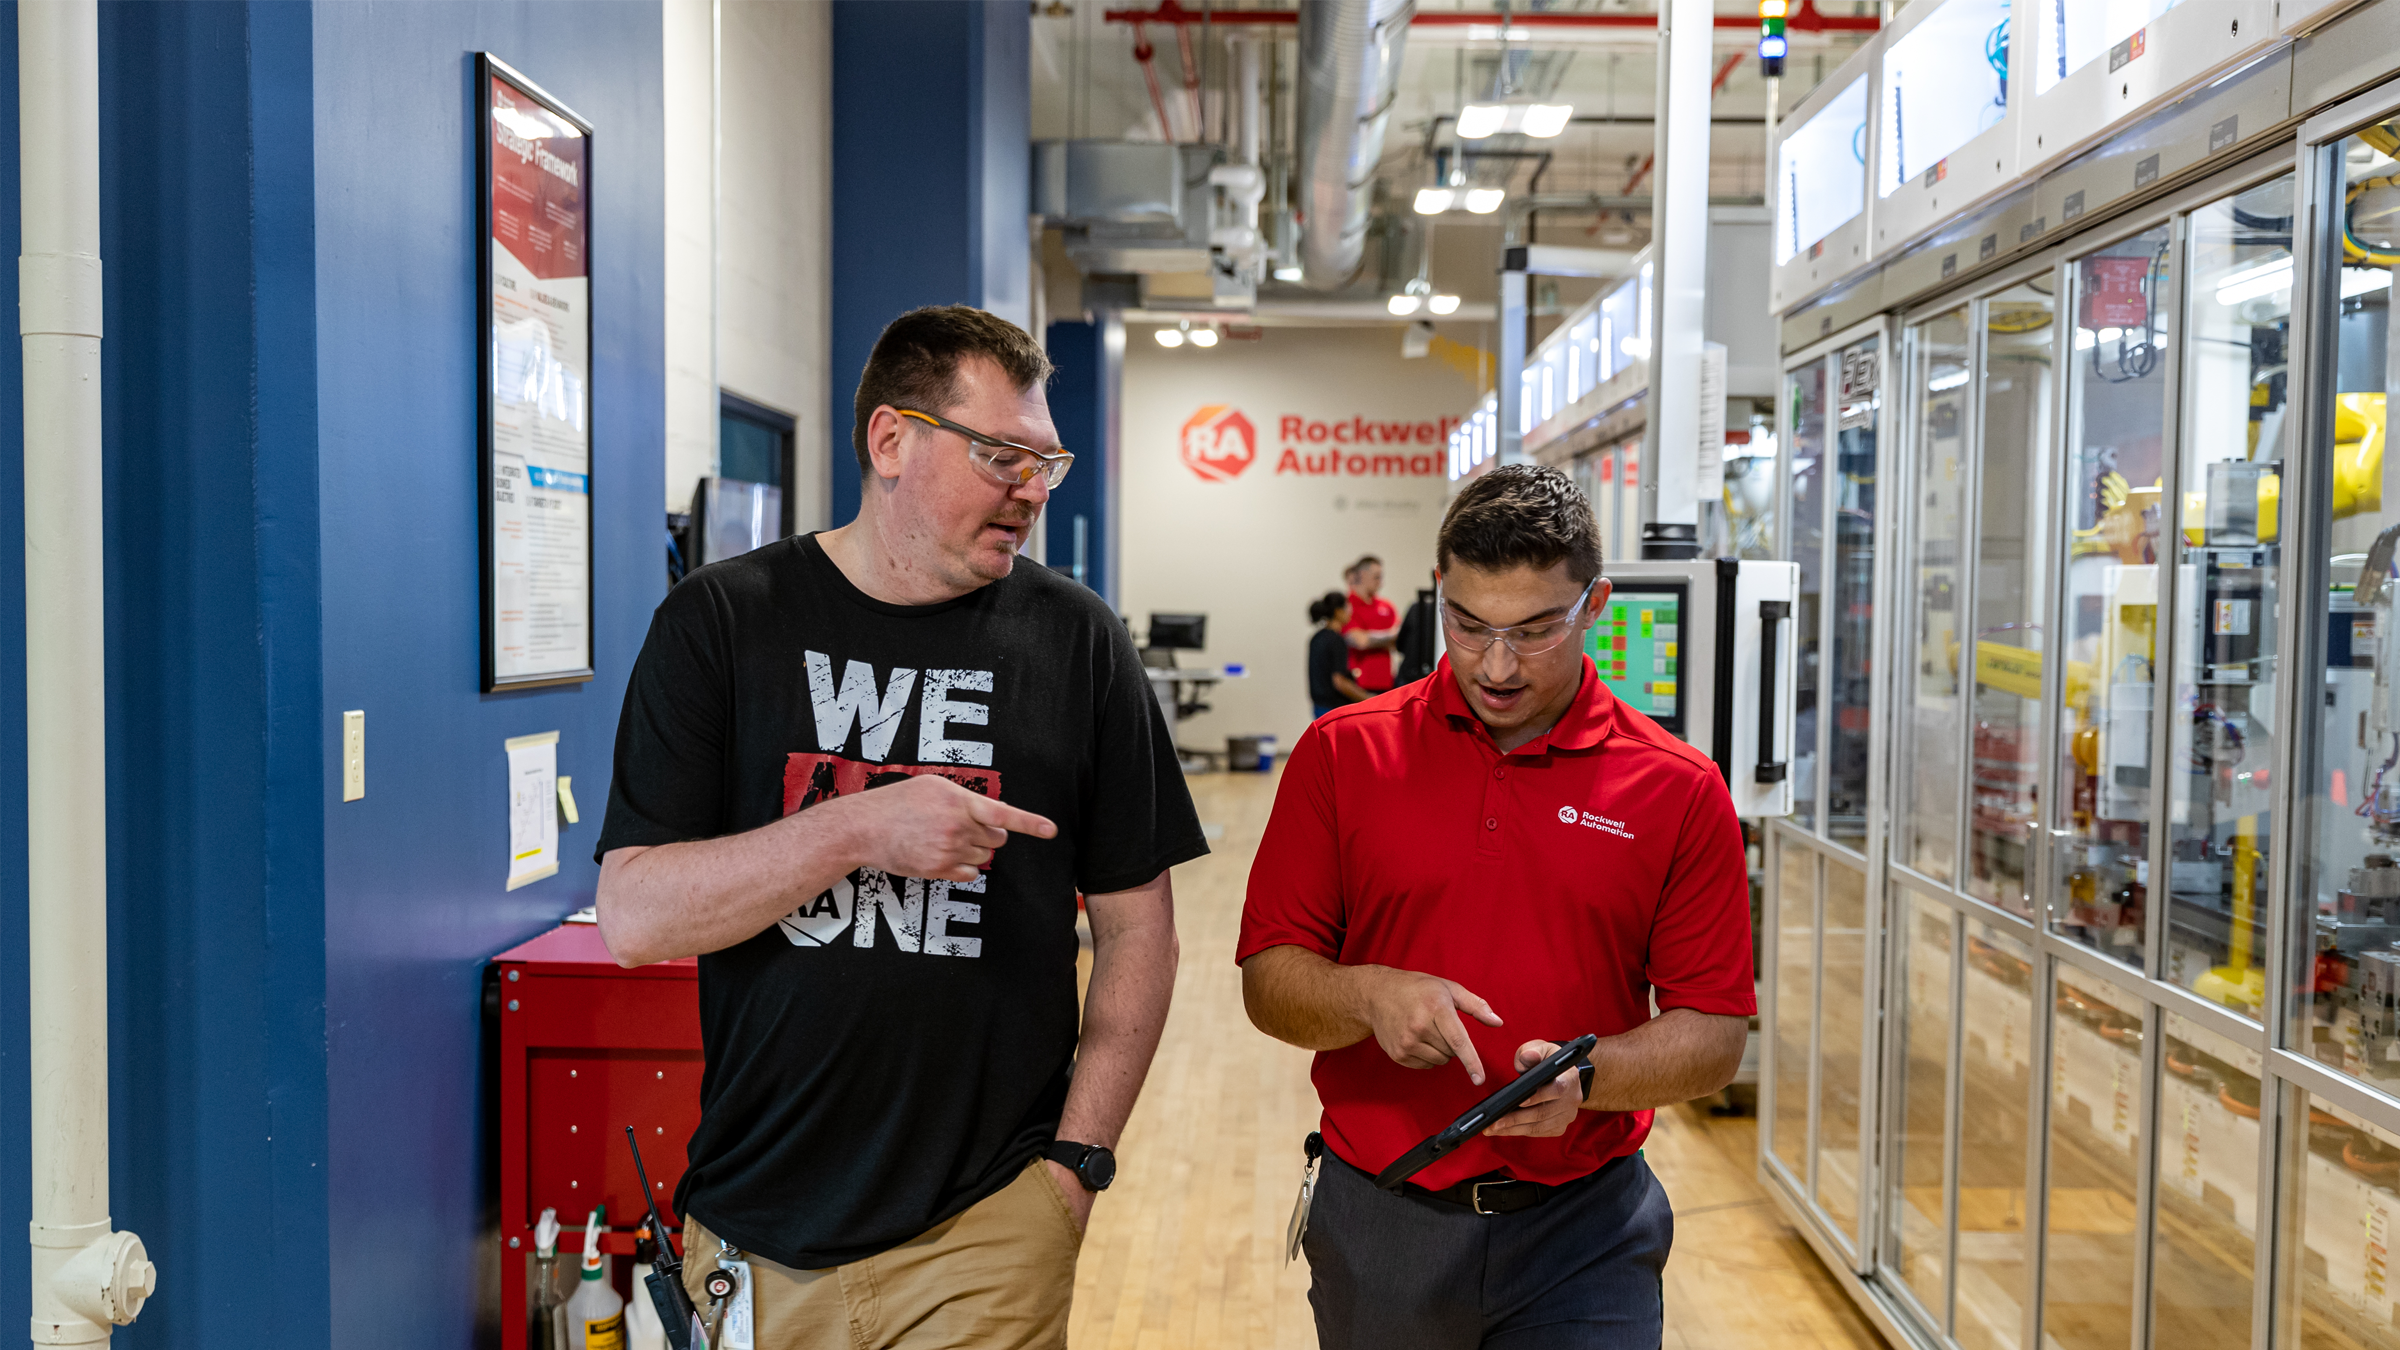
[1341,555,1402,694]
[1239,465,1752,1349]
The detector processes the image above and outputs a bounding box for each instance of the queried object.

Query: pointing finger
[1435,1003,1486,1086]
[970,796,1059,839]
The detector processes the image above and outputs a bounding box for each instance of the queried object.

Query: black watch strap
[1577,1059,1596,1104]
[1043,1139,1115,1191]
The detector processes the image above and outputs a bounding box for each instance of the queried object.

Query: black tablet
[1372,1033,1599,1191]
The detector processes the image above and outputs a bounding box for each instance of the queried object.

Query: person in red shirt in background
[1239,465,1752,1350]
[1341,555,1402,694]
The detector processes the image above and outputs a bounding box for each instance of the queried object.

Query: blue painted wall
[827,0,1029,523]
[36,3,665,1345]
[1043,320,1110,601]
[311,5,664,1345]
[99,5,329,1344]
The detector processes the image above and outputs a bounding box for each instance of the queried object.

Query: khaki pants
[682,1159,1084,1350]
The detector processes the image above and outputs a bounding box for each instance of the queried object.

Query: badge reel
[1285,1132,1324,1264]
[705,1241,755,1350]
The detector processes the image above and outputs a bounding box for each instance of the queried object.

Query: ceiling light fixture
[1414,186,1457,215]
[1190,326,1220,347]
[1428,293,1461,316]
[1154,328,1185,348]
[1457,101,1575,140]
[1456,103,1508,139]
[1388,293,1424,316]
[1520,104,1573,139]
[1463,187,1505,214]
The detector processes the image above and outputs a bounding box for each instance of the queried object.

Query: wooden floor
[1069,768,1887,1350]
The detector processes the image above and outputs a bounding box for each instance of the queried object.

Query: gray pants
[1301,1151,1673,1350]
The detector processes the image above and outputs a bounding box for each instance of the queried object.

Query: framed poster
[478,54,595,691]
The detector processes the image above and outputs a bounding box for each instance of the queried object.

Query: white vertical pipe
[22,1,151,1340]
[1643,0,1712,527]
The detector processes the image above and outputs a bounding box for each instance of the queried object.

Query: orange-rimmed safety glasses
[895,408,1074,490]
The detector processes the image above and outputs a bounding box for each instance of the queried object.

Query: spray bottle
[565,1205,627,1350]
[626,1224,667,1350]
[531,1207,567,1350]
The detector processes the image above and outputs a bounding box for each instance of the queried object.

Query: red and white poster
[481,57,593,690]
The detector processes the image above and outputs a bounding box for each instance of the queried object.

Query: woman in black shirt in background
[1307,591,1370,719]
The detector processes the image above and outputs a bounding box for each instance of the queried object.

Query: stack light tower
[1758,1,1787,77]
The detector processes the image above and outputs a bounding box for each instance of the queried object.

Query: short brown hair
[1436,464,1603,584]
[852,306,1054,469]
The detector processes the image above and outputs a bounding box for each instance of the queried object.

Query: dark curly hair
[1436,464,1602,584]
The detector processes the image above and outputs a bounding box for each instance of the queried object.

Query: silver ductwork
[1295,0,1410,290]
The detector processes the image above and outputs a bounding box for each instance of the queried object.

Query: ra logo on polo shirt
[1559,804,1637,840]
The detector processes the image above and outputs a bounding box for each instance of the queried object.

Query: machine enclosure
[1599,558,1799,820]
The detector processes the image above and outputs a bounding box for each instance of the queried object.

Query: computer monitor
[1146,613,1207,651]
[1587,584,1686,735]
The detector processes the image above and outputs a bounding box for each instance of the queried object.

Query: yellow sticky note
[557,775,580,825]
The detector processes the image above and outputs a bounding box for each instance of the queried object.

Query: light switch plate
[341,710,365,801]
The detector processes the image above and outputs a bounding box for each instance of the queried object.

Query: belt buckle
[1471,1180,1502,1215]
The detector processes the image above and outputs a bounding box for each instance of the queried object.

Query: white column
[21,1,155,1342]
[1497,268,1526,464]
[1643,0,1714,528]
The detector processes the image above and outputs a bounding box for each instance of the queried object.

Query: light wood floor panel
[1070,769,1886,1350]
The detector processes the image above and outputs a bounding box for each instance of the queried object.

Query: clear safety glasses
[1438,577,1599,657]
[896,408,1075,490]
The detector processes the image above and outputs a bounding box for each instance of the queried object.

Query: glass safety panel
[1884,892,1956,1322]
[1774,841,1819,1182]
[2297,119,2400,1099]
[1956,920,2035,1350]
[1973,284,2059,920]
[1727,417,1780,562]
[1817,855,1870,1248]
[2293,1096,2400,1346]
[1791,359,1829,831]
[2169,176,2294,1020]
[2042,967,2147,1350]
[1901,311,1973,884]
[2149,1012,2261,1350]
[1830,337,1884,849]
[2055,225,2176,964]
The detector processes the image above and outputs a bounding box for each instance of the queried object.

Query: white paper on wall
[505,730,560,890]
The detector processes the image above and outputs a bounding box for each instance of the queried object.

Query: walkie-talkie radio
[626,1126,711,1350]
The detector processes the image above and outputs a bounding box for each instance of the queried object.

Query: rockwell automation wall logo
[1180,405,1257,482]
[1179,404,1460,482]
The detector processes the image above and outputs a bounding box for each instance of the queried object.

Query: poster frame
[477,52,597,693]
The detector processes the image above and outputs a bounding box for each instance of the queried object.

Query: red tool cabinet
[494,924,702,1350]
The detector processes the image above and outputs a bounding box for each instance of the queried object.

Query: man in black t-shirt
[596,306,1207,1349]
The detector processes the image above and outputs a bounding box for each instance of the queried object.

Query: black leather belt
[1412,1169,1562,1215]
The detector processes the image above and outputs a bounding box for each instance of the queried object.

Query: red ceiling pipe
[1101,1,1877,32]
[1172,20,1205,137]
[1131,22,1178,142]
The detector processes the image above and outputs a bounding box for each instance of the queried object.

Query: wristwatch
[1043,1140,1118,1192]
[1577,1060,1596,1104]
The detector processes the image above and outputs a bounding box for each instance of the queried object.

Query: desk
[1142,665,1246,759]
